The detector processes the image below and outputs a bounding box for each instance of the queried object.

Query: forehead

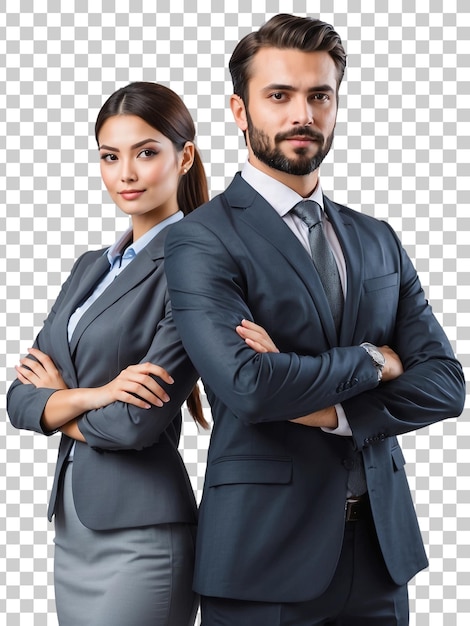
[248,47,338,93]
[98,114,165,144]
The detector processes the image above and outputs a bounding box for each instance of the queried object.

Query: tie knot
[291,200,322,229]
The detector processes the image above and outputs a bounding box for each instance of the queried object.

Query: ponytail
[96,82,210,429]
[177,149,210,429]
[178,148,209,216]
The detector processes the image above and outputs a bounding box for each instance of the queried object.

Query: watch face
[371,347,385,368]
[362,343,385,368]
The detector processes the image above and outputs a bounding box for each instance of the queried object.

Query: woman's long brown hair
[95,82,210,429]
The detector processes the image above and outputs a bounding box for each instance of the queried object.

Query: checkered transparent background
[1,1,469,624]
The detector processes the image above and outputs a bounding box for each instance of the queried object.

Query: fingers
[127,374,170,407]
[27,347,55,369]
[16,356,42,380]
[236,319,280,353]
[15,365,33,385]
[110,363,175,408]
[137,362,174,386]
[16,348,68,389]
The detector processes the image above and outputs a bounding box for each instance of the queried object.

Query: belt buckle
[345,497,363,522]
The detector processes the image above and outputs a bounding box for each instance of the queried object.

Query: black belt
[345,494,369,522]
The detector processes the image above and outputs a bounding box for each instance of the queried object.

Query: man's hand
[291,405,338,429]
[236,319,280,353]
[379,345,404,382]
[235,321,338,429]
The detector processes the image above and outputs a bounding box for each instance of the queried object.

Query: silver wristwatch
[360,342,385,382]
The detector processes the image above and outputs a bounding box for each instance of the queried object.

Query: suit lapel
[51,252,111,387]
[68,227,166,355]
[224,174,366,348]
[225,174,339,346]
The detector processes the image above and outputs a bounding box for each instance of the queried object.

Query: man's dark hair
[229,13,347,105]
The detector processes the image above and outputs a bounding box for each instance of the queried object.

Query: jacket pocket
[391,445,406,472]
[363,272,398,293]
[208,455,292,487]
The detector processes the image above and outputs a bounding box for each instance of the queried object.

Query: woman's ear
[180,141,195,174]
[230,94,248,132]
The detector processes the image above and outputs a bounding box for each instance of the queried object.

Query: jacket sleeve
[164,218,381,425]
[7,251,198,451]
[7,253,92,435]
[76,293,199,451]
[165,217,464,432]
[343,223,465,448]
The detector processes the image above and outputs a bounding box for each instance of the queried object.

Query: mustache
[275,128,325,143]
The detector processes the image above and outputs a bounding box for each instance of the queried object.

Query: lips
[119,189,145,200]
[286,137,316,146]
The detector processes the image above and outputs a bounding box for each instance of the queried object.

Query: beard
[246,111,334,176]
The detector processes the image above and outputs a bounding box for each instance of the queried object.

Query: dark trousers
[200,499,409,625]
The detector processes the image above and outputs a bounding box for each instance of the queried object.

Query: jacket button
[343,458,355,470]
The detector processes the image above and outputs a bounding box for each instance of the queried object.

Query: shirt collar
[241,160,324,217]
[106,210,184,267]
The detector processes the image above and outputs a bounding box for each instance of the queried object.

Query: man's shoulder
[325,195,391,227]
[178,173,252,224]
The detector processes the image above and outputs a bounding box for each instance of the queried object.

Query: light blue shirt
[68,212,183,342]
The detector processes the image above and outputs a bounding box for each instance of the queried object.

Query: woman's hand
[39,362,174,432]
[235,319,279,353]
[97,363,174,410]
[16,348,68,389]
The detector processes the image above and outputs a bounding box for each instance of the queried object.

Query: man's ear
[230,94,248,132]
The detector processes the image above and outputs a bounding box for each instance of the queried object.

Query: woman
[7,82,209,626]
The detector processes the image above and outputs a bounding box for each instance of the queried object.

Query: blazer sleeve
[165,216,464,432]
[343,223,465,448]
[164,217,381,425]
[76,293,199,451]
[7,253,93,435]
[7,252,198,451]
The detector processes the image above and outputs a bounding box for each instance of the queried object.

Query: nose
[120,159,137,182]
[291,97,313,126]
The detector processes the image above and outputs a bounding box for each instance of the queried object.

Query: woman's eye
[101,153,117,162]
[138,149,157,158]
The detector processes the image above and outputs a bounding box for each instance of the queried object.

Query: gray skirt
[54,461,198,626]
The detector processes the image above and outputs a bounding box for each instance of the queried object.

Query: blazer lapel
[51,252,111,387]
[69,228,166,355]
[225,174,339,346]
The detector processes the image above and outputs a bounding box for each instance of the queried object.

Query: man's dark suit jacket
[7,226,198,530]
[164,173,465,603]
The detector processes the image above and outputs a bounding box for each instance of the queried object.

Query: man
[165,13,465,626]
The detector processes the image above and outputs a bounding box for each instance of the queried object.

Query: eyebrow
[262,83,335,94]
[98,138,161,152]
